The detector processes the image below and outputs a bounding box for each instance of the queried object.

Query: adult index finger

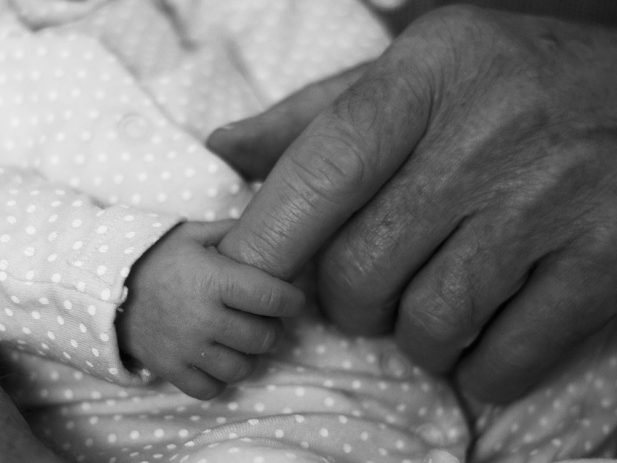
[218,33,437,280]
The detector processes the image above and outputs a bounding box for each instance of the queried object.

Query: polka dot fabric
[0,166,178,384]
[0,0,467,462]
[0,1,615,463]
[0,0,389,386]
[471,323,617,463]
[2,308,469,463]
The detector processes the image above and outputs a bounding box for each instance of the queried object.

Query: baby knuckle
[216,317,236,342]
[219,270,240,296]
[258,285,284,312]
[195,270,220,300]
[244,322,280,354]
[258,323,280,352]
[226,356,255,383]
[438,259,481,325]
[242,356,258,377]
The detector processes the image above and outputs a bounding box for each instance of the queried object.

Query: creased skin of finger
[217,38,434,283]
[207,63,369,181]
[457,251,617,403]
[393,213,533,373]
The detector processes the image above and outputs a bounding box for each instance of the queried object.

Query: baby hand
[116,220,305,399]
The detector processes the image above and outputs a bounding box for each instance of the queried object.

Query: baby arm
[0,166,179,383]
[116,220,305,399]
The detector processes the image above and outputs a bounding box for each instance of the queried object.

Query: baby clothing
[1,1,617,463]
[0,1,469,462]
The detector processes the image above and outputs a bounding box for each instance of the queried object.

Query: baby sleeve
[0,15,233,384]
[0,166,180,384]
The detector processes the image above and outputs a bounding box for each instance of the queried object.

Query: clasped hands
[207,6,617,403]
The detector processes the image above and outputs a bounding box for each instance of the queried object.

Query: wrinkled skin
[212,6,617,403]
[118,220,304,400]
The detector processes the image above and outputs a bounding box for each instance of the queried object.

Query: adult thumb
[206,63,369,181]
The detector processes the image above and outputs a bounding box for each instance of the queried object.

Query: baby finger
[194,344,256,384]
[213,310,283,354]
[221,265,306,317]
[174,366,225,400]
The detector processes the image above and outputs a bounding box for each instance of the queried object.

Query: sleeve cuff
[46,205,182,385]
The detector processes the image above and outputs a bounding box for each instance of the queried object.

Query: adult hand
[212,6,617,403]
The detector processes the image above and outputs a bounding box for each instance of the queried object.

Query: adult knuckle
[434,3,487,24]
[319,243,399,335]
[401,285,466,346]
[320,241,362,289]
[570,225,617,278]
[288,128,369,203]
[319,203,420,321]
[331,75,384,136]
[413,4,494,45]
[495,339,535,374]
[322,211,403,293]
[439,246,484,321]
[232,225,292,277]
[319,241,374,304]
